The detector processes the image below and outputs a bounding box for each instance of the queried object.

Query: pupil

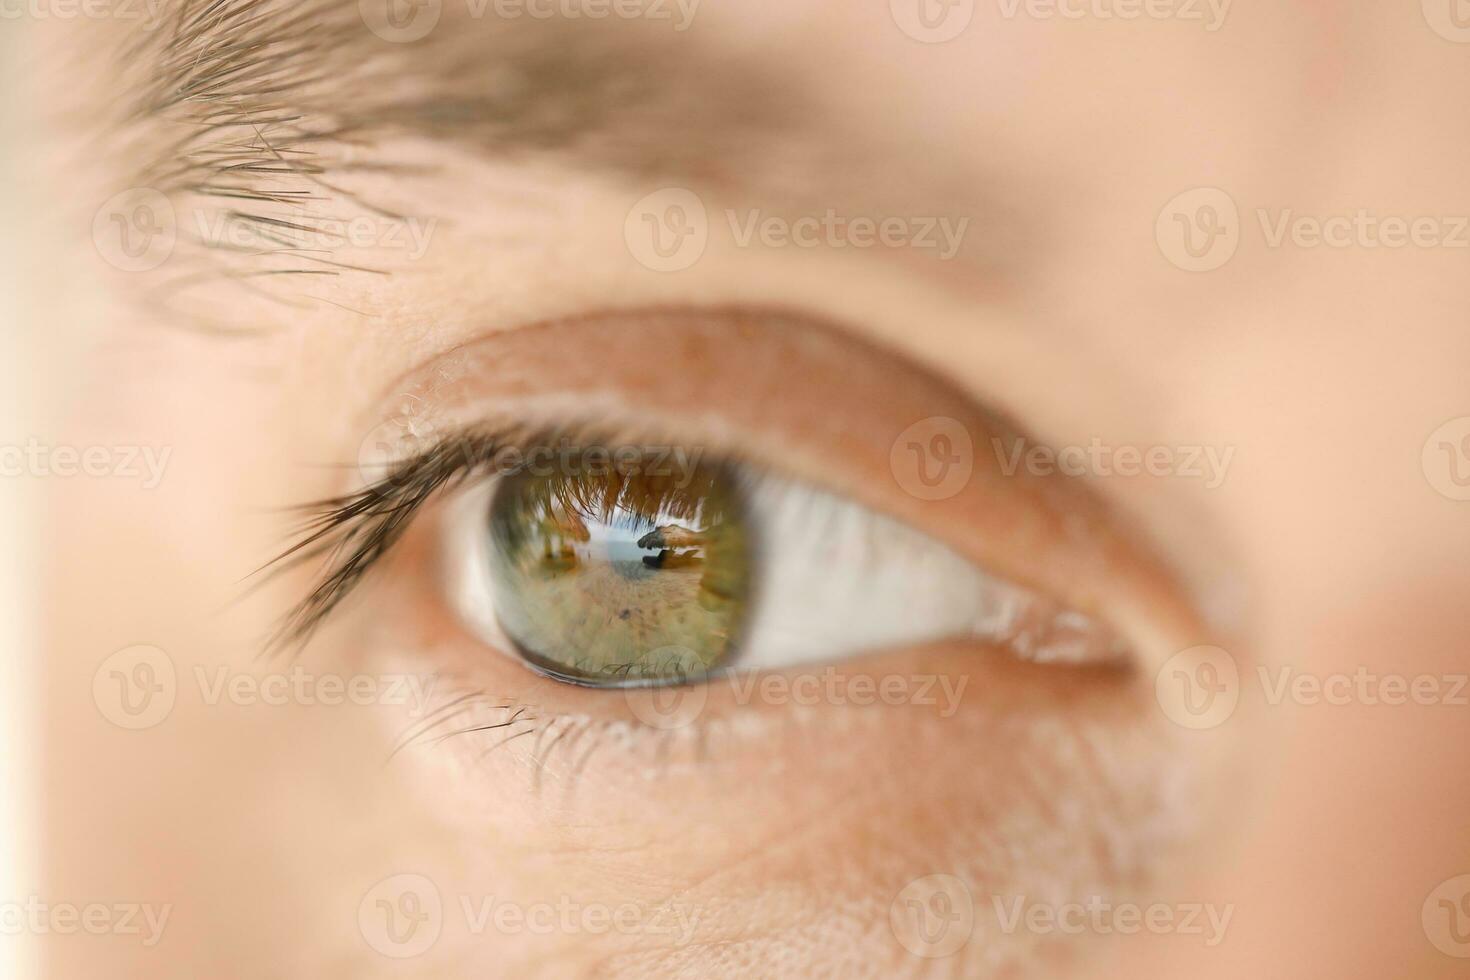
[486,450,751,685]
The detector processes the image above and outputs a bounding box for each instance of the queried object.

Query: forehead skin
[16,1,1470,978]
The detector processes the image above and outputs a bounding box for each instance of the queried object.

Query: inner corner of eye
[446,441,1129,689]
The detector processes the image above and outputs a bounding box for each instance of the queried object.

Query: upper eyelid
[353,308,1012,530]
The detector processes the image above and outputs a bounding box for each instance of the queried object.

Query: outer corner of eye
[438,438,1132,693]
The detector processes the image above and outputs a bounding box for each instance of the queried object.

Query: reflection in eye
[486,453,752,685]
[448,441,1130,689]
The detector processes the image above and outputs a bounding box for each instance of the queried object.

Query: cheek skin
[326,532,1206,977]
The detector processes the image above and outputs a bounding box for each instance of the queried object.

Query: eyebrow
[114,0,1027,309]
[125,1,815,211]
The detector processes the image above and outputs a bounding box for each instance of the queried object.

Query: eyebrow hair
[101,0,833,300]
[123,1,811,211]
[107,0,1027,320]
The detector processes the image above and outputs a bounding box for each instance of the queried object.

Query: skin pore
[14,1,1470,977]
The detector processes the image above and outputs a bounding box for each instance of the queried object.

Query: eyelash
[265,426,515,650]
[263,419,724,651]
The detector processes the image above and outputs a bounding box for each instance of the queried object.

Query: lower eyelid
[386,638,1148,796]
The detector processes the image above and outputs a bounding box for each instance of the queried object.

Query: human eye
[268,307,1191,706]
[439,440,1124,689]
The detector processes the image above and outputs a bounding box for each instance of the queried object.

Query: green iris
[486,451,751,685]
